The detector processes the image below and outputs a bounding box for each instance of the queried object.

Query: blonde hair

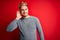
[19,1,28,9]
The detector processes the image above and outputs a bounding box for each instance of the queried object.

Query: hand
[16,11,21,20]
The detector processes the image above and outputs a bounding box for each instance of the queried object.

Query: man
[6,1,44,40]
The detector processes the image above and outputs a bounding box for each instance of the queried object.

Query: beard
[21,14,28,18]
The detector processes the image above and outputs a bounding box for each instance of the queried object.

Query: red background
[0,0,60,40]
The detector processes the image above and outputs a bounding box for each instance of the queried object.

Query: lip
[23,12,27,14]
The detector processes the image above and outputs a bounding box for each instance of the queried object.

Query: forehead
[21,5,28,9]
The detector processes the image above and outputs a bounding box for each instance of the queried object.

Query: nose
[23,10,26,13]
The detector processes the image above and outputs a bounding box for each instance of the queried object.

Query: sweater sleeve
[36,18,44,40]
[6,19,18,32]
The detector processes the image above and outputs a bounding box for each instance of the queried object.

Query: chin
[22,15,27,17]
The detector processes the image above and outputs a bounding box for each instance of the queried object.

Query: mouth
[23,13,25,14]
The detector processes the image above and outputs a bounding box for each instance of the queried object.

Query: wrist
[16,17,20,20]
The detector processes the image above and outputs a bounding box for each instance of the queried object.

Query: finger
[17,11,20,14]
[16,11,20,16]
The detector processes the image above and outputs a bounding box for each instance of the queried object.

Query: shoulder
[30,16,39,21]
[31,16,39,19]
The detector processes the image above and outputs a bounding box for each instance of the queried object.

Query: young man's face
[20,5,28,17]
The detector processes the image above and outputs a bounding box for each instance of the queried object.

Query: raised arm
[6,19,18,32]
[36,18,44,40]
[6,11,21,32]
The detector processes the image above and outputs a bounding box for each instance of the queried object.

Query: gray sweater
[6,16,44,40]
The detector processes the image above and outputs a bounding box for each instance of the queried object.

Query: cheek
[26,10,28,13]
[21,11,24,14]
